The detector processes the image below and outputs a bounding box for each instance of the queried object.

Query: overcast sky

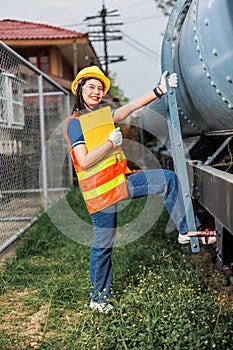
[0,0,168,100]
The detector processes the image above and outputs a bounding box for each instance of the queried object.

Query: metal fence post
[65,93,73,186]
[38,74,48,210]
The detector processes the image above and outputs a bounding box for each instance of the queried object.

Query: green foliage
[0,187,232,349]
[109,72,129,104]
[154,0,176,16]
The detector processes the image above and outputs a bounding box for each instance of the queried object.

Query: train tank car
[141,0,233,266]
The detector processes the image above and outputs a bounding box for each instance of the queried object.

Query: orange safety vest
[64,112,131,214]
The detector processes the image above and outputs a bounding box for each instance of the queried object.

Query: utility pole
[84,3,126,76]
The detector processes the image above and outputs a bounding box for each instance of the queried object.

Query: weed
[0,186,232,349]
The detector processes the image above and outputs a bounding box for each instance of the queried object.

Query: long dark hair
[71,77,105,114]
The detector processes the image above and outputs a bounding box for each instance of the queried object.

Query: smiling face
[82,78,105,109]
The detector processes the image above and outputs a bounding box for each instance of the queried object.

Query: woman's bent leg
[127,169,190,234]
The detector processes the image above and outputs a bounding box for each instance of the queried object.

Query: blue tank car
[141,0,233,269]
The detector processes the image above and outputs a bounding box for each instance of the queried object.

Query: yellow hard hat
[71,66,111,95]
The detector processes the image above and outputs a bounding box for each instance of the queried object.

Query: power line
[35,0,87,21]
[119,0,153,11]
[122,31,160,59]
[123,38,159,61]
[84,4,125,76]
[63,14,164,29]
[58,2,161,66]
[122,14,165,24]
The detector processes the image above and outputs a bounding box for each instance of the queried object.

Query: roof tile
[0,19,87,40]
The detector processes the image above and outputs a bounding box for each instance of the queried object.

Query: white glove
[168,73,178,88]
[107,127,122,148]
[154,71,178,98]
[158,71,169,95]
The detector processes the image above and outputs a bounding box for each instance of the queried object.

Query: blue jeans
[90,169,192,303]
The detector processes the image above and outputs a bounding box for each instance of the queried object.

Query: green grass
[0,186,232,349]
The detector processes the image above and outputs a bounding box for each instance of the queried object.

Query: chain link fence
[0,41,72,253]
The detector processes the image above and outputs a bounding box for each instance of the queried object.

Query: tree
[109,72,129,104]
[154,0,176,16]
[155,0,189,33]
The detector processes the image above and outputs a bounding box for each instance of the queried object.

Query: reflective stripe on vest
[76,151,129,213]
[64,115,129,214]
[83,173,126,200]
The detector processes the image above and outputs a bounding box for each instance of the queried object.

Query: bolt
[212,48,218,56]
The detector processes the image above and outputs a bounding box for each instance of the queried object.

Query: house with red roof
[0,19,101,91]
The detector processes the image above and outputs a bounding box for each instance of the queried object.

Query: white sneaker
[90,301,113,314]
[178,233,216,245]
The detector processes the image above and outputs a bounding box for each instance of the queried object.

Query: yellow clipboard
[79,106,118,152]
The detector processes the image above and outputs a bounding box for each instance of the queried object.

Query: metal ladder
[161,0,200,253]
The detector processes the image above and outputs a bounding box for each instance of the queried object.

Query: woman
[65,66,216,313]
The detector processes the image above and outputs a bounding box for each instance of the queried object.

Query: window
[28,50,50,74]
[0,72,25,128]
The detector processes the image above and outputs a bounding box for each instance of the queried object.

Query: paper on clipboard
[79,106,119,153]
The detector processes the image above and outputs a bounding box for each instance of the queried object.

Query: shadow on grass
[0,186,232,349]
